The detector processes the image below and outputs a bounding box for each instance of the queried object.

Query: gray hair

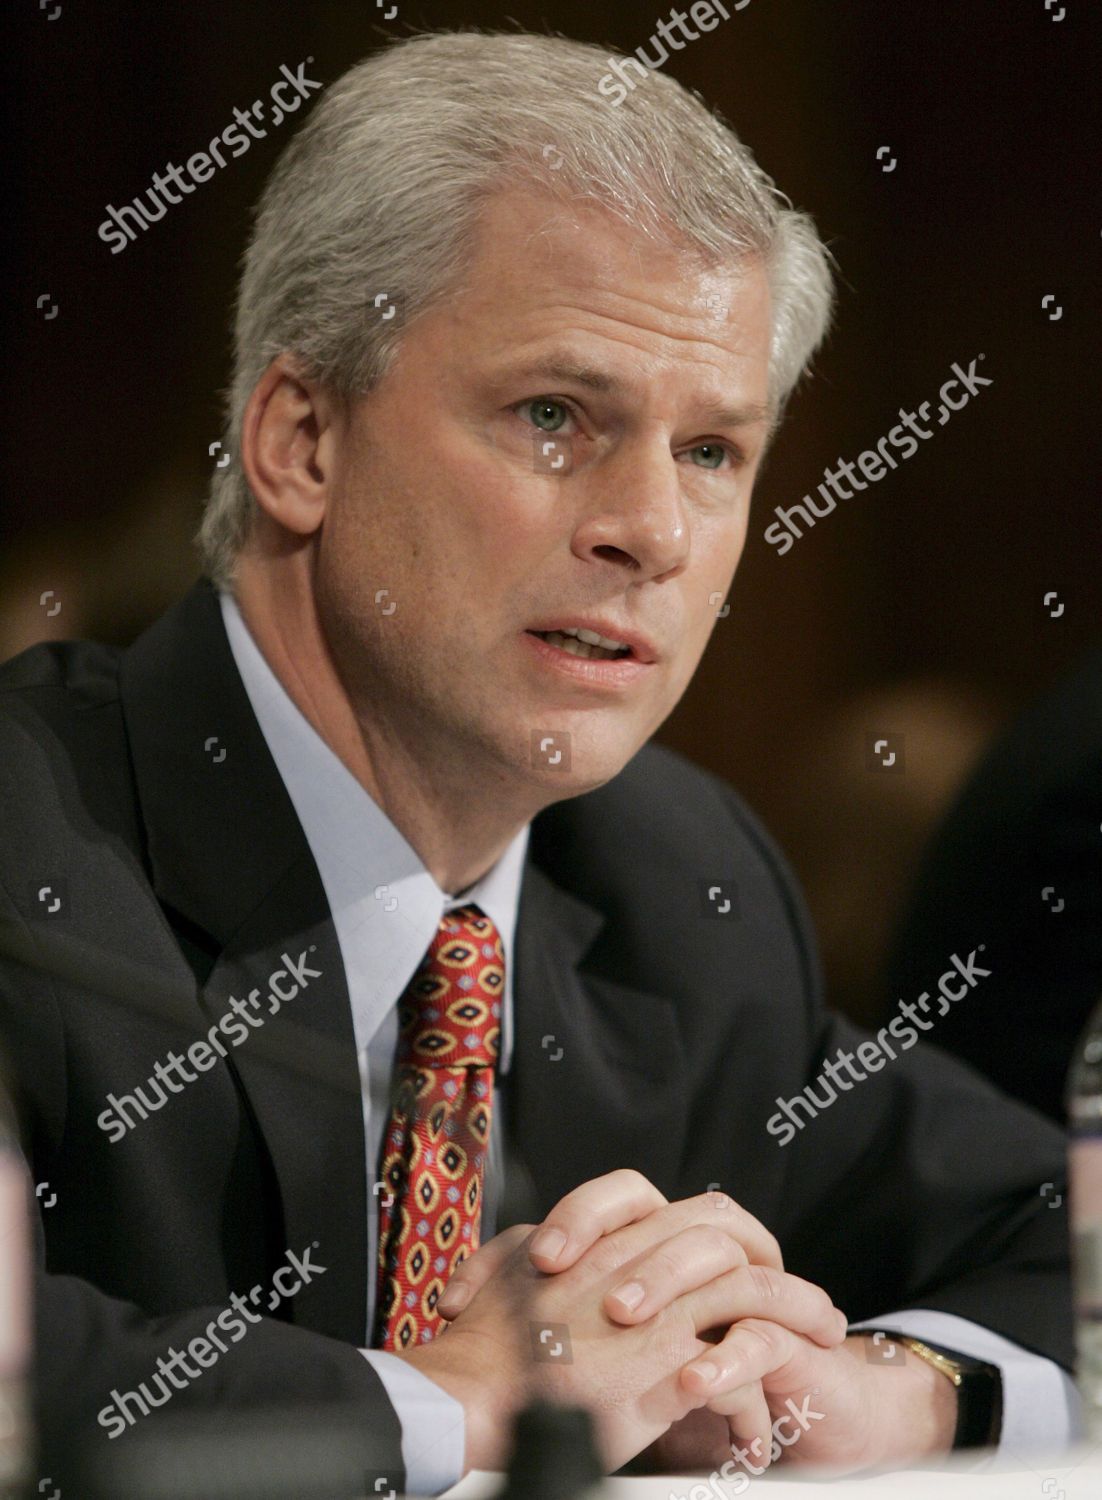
[196,27,836,591]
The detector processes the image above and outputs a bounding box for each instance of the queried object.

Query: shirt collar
[217,588,528,1070]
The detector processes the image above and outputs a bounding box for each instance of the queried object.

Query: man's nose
[570,440,691,581]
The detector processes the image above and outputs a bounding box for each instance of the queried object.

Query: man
[0,28,1078,1494]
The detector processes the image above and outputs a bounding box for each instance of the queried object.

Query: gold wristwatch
[878,1333,1003,1449]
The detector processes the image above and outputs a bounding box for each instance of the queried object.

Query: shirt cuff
[360,1348,466,1495]
[848,1308,1084,1454]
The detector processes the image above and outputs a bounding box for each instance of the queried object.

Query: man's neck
[230,563,530,893]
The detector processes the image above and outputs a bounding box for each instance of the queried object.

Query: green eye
[526,399,569,432]
[690,443,726,470]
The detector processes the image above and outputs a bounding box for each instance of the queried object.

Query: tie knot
[397,902,503,1069]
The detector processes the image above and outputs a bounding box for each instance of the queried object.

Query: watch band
[863,1331,1003,1450]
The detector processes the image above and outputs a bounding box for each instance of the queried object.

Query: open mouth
[527,630,633,662]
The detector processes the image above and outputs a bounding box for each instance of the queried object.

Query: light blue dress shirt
[218,587,1080,1492]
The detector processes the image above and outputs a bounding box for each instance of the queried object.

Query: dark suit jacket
[0,576,1074,1483]
[886,646,1102,1124]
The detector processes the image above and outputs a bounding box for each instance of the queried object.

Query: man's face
[317,186,772,799]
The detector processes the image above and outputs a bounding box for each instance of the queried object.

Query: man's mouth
[525,617,660,663]
[527,628,633,662]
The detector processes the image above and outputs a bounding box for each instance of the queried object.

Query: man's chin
[524,738,635,800]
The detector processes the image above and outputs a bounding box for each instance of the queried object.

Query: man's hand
[399,1171,845,1475]
[436,1169,802,1459]
[645,1327,958,1474]
[434,1171,957,1474]
[438,1170,785,1323]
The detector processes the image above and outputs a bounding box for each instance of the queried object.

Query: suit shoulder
[534,739,802,897]
[604,740,790,858]
[0,637,127,824]
[530,741,823,1020]
[0,637,122,712]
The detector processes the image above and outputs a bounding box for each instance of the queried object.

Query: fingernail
[685,1359,720,1386]
[835,1310,850,1337]
[529,1226,567,1262]
[439,1282,470,1313]
[609,1280,645,1312]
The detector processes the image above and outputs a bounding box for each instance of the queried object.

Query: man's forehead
[456,185,758,314]
[442,191,768,384]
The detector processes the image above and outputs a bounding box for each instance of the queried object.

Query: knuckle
[585,1237,627,1277]
[688,1190,719,1215]
[646,1242,686,1285]
[619,1168,666,1205]
[693,1224,737,1263]
[736,1317,782,1356]
[728,1239,750,1268]
[746,1263,783,1303]
[552,1181,591,1216]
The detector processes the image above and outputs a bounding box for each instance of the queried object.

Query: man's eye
[511,405,739,471]
[687,443,731,471]
[516,398,574,433]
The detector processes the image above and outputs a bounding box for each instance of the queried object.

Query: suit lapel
[119,577,367,1343]
[503,860,688,1222]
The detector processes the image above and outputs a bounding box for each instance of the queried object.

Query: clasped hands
[397,1170,957,1479]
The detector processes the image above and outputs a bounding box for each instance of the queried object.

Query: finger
[729,1423,776,1476]
[593,1193,783,1282]
[680,1317,808,1405]
[604,1224,750,1320]
[437,1223,533,1318]
[666,1263,847,1350]
[715,1384,775,1474]
[527,1169,668,1270]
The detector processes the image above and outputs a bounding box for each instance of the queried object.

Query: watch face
[953,1360,1002,1449]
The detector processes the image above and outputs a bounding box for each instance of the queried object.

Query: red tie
[373,902,503,1350]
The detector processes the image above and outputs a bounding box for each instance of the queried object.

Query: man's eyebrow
[496,351,770,428]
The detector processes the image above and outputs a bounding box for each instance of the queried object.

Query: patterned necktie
[373,902,503,1350]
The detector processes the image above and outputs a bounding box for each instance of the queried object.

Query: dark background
[5,0,1099,1024]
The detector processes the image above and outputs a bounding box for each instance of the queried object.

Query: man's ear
[239,353,345,540]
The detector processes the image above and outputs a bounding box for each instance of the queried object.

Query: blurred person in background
[886,645,1102,1124]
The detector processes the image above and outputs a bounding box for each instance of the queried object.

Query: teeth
[549,626,630,651]
[543,630,625,660]
[574,626,628,651]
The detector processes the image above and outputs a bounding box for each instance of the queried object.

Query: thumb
[437,1223,533,1319]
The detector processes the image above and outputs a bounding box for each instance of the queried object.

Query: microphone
[500,1402,604,1500]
